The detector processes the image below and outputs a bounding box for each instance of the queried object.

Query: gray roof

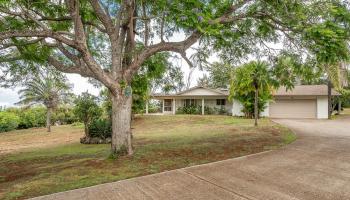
[175,86,229,95]
[274,85,340,96]
[152,86,229,97]
[152,85,340,98]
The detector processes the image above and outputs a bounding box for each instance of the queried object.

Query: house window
[164,99,172,111]
[216,99,226,106]
[184,99,196,106]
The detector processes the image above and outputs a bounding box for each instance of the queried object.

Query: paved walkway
[32,117,350,200]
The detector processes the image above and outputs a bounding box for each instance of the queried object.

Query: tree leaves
[16,67,72,109]
[229,61,274,117]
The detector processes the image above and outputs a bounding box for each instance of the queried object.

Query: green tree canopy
[301,2,350,89]
[1,0,349,155]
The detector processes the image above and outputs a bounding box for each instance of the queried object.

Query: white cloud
[0,88,20,107]
[66,74,100,96]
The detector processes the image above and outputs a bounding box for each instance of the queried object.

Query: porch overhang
[147,86,231,115]
[151,95,228,100]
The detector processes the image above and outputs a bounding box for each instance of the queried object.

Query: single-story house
[150,85,340,119]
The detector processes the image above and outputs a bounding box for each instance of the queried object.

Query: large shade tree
[303,9,350,118]
[16,69,72,132]
[1,0,349,155]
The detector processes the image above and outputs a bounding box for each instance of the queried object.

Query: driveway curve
[32,117,350,200]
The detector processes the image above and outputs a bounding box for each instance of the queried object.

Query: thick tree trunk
[46,107,52,132]
[254,88,258,127]
[328,80,332,119]
[110,90,133,156]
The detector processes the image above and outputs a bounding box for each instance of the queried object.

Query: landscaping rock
[80,136,111,144]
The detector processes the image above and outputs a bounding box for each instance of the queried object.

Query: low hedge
[0,112,20,133]
[176,105,201,114]
[176,106,227,115]
[18,107,46,129]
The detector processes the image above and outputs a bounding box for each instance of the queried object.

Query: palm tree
[17,70,72,132]
[230,61,275,126]
[251,61,275,126]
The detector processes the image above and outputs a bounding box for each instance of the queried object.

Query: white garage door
[269,99,317,118]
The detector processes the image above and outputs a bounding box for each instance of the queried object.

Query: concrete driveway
[32,117,350,200]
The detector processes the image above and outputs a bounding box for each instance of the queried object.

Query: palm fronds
[16,68,72,109]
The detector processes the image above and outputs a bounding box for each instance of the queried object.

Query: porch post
[201,98,204,115]
[338,99,342,114]
[145,100,149,114]
[173,99,176,115]
[162,99,165,114]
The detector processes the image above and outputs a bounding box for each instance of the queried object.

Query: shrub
[88,119,112,139]
[17,107,46,129]
[217,107,227,115]
[0,112,20,132]
[1,106,78,130]
[146,101,162,113]
[148,106,160,113]
[74,93,102,136]
[338,90,350,108]
[238,92,269,118]
[176,105,228,115]
[176,105,201,114]
[204,106,215,115]
[52,107,78,125]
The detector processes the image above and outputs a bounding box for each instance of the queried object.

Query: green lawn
[331,108,350,120]
[343,108,350,115]
[0,115,295,200]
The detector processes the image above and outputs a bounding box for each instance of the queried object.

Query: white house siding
[206,99,233,114]
[232,100,244,116]
[261,103,269,117]
[225,100,233,115]
[317,96,328,119]
[173,98,232,114]
[175,99,183,108]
